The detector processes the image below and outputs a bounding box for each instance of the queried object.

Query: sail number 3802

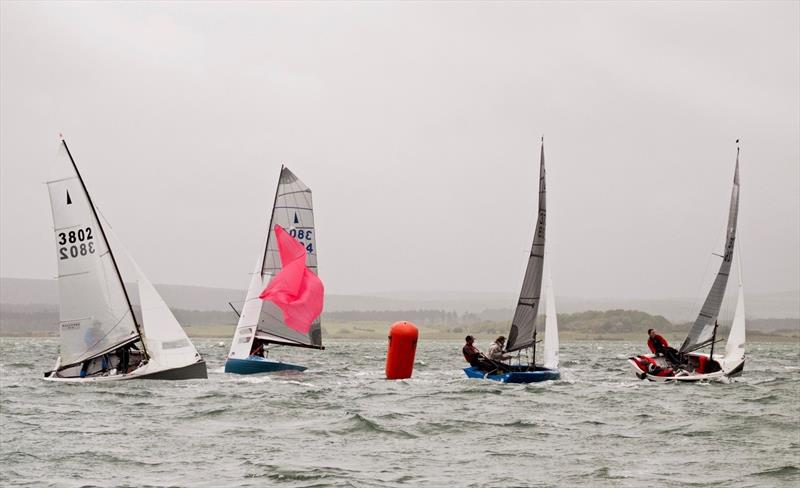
[57,227,95,260]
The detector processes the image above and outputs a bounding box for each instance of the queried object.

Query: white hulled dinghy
[224,166,324,374]
[464,140,560,383]
[629,146,746,383]
[44,139,207,382]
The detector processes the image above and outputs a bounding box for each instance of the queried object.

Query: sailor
[462,335,483,366]
[487,336,512,362]
[647,329,681,364]
[117,346,130,374]
[250,340,267,358]
[462,335,505,373]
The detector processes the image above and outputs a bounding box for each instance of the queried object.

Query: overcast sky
[1,1,798,302]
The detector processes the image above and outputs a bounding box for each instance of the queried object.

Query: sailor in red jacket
[462,335,506,373]
[647,328,681,364]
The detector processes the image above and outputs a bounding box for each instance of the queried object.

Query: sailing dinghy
[44,139,207,382]
[224,166,324,374]
[629,146,746,382]
[464,140,560,383]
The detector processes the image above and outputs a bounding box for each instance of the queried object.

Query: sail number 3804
[57,227,95,260]
[288,228,314,253]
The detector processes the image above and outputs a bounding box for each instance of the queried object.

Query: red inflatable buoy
[385,321,418,380]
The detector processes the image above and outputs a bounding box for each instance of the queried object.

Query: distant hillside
[4,301,797,340]
[0,277,409,313]
[1,277,798,321]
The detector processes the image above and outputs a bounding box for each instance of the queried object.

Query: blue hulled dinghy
[464,139,560,384]
[224,166,324,374]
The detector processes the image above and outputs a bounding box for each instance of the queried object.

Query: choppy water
[1,338,798,487]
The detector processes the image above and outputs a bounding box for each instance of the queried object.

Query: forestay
[46,142,140,367]
[507,143,546,352]
[680,154,740,353]
[228,166,322,359]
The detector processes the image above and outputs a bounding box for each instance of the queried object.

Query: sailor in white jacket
[487,336,512,362]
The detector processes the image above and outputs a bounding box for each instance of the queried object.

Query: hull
[224,356,307,374]
[138,359,208,380]
[463,366,560,383]
[628,354,745,383]
[43,358,207,383]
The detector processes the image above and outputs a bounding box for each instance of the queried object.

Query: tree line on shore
[2,303,796,337]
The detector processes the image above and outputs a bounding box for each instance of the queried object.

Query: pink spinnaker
[259,225,324,334]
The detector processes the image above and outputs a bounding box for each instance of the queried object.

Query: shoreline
[2,331,797,343]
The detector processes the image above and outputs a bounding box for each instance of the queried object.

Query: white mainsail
[723,252,746,373]
[227,166,322,360]
[507,142,546,352]
[542,263,559,370]
[46,142,141,368]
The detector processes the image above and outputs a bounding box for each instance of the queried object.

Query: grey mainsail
[507,142,546,352]
[680,151,740,353]
[256,166,322,348]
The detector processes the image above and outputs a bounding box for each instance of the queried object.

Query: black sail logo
[66,190,72,205]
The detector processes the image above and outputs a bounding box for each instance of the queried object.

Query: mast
[507,137,547,353]
[709,320,718,360]
[679,142,740,353]
[60,138,149,360]
[260,165,285,276]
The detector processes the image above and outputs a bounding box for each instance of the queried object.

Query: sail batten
[507,143,547,353]
[680,153,740,353]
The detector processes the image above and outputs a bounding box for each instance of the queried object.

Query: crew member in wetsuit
[462,335,504,373]
[250,340,267,358]
[647,328,681,364]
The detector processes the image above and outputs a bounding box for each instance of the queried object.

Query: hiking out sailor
[250,340,267,358]
[647,328,681,364]
[462,335,482,366]
[487,336,512,362]
[463,335,506,373]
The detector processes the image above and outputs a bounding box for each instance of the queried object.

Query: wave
[750,465,800,478]
[323,413,417,439]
